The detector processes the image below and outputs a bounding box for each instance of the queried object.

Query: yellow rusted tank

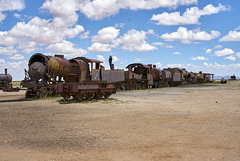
[195,72,204,83]
[28,53,71,81]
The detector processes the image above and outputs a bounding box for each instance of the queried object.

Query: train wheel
[95,92,100,99]
[76,93,83,101]
[25,91,31,98]
[85,93,91,100]
[85,93,92,100]
[40,87,48,98]
[104,92,111,98]
[73,95,77,100]
[14,87,20,92]
[62,94,70,101]
[95,92,103,99]
[49,89,54,96]
[120,84,124,91]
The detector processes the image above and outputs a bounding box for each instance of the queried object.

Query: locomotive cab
[125,63,153,89]
[69,57,103,82]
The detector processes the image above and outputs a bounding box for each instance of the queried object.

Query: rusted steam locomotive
[22,53,214,100]
[162,68,214,86]
[0,69,19,92]
[22,53,118,99]
[21,53,72,98]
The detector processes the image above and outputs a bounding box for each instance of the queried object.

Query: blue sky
[0,0,240,80]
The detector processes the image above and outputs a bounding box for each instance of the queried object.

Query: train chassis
[57,82,116,101]
[24,84,56,99]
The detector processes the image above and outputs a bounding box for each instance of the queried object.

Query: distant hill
[214,76,240,80]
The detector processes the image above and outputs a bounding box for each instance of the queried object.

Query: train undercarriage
[57,81,116,101]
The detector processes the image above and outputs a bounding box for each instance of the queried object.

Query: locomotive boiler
[0,69,19,92]
[22,53,71,98]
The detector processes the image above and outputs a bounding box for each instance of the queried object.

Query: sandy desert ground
[0,81,240,161]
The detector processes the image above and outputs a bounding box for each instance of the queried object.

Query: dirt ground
[1,81,240,161]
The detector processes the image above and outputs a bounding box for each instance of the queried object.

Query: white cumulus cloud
[0,0,25,22]
[80,31,90,39]
[220,30,240,41]
[88,43,112,52]
[214,48,235,56]
[112,56,119,62]
[41,0,79,17]
[161,27,220,44]
[116,29,157,51]
[92,27,120,43]
[151,4,229,25]
[214,45,222,49]
[236,52,240,59]
[9,16,84,44]
[96,55,105,62]
[9,54,24,60]
[205,49,212,54]
[173,51,181,55]
[17,42,38,54]
[190,56,208,61]
[89,28,157,52]
[224,56,236,61]
[0,31,19,46]
[152,42,174,48]
[41,0,197,20]
[0,46,18,55]
[0,59,6,64]
[47,40,87,58]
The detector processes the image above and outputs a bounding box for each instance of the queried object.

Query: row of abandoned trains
[1,53,214,100]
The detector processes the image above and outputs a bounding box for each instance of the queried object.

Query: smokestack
[148,64,152,68]
[5,68,7,74]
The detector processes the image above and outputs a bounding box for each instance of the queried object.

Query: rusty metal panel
[79,60,90,82]
[167,68,182,82]
[91,70,101,81]
[71,83,78,93]
[132,73,142,79]
[124,71,129,79]
[148,74,153,85]
[48,56,71,77]
[57,83,63,93]
[29,62,45,81]
[173,74,181,82]
[162,70,171,79]
[195,73,203,79]
[78,83,99,89]
[102,70,124,83]
[125,72,142,80]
